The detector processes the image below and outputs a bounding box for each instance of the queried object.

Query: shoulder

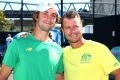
[86,40,111,56]
[14,33,31,42]
[7,35,30,48]
[87,40,108,49]
[63,46,71,52]
[49,40,63,52]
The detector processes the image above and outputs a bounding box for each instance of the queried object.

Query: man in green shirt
[0,2,63,80]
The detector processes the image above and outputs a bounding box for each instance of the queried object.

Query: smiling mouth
[71,34,77,38]
[45,22,52,25]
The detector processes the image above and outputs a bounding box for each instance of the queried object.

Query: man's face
[62,17,83,43]
[37,8,57,32]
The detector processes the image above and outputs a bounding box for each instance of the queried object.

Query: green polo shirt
[3,33,63,80]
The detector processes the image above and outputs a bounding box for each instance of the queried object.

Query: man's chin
[69,40,78,43]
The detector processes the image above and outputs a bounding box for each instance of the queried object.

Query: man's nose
[47,14,52,19]
[71,27,76,32]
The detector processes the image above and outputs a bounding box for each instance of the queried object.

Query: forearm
[0,64,12,80]
[0,71,9,80]
[115,73,120,80]
[112,68,120,80]
[115,77,120,80]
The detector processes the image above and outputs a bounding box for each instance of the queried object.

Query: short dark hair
[61,10,82,27]
[62,10,80,19]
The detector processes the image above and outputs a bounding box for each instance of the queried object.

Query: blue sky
[0,0,90,10]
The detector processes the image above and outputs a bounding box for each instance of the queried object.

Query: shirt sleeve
[2,40,19,69]
[97,45,120,75]
[56,52,64,73]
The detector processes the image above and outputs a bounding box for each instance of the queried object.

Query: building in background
[90,0,120,17]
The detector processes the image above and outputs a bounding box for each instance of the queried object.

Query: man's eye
[65,27,70,30]
[52,14,57,18]
[43,12,47,15]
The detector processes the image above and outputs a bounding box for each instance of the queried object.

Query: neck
[70,38,86,49]
[32,26,49,42]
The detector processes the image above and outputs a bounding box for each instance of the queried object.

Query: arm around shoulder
[0,64,12,80]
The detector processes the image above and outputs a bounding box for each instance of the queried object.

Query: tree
[0,10,13,31]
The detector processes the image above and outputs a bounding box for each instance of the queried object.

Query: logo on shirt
[113,62,119,67]
[26,47,32,52]
[81,53,92,63]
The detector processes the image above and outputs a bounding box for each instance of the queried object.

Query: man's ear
[32,12,39,22]
[56,16,61,23]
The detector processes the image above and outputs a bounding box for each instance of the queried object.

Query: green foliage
[0,10,13,31]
